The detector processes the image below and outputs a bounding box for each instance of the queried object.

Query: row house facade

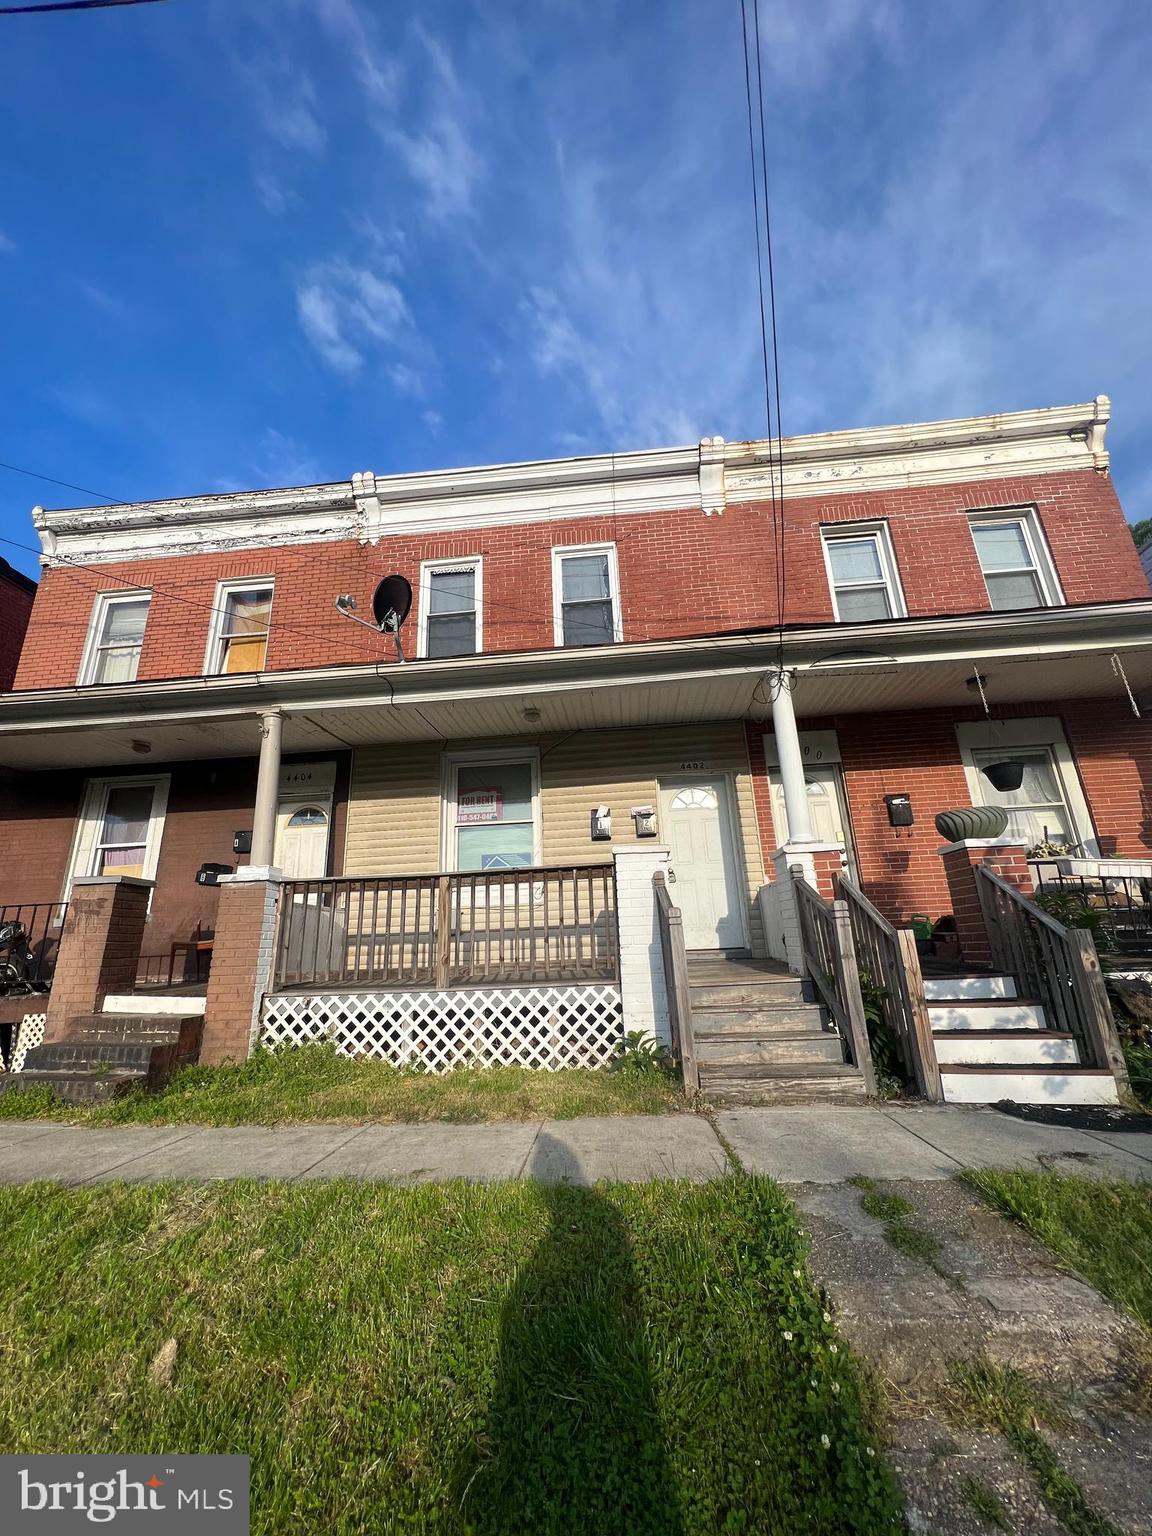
[1,395,1148,1107]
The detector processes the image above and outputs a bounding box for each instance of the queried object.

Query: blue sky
[2,0,1151,580]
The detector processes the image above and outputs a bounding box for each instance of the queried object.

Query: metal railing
[653,870,698,1094]
[791,872,876,1096]
[976,865,1130,1091]
[836,875,941,1100]
[1029,858,1152,955]
[0,902,68,992]
[274,865,619,990]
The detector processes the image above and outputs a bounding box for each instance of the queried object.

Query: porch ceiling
[2,600,1150,770]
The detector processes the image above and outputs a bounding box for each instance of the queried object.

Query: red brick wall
[748,698,1152,925]
[14,469,1143,690]
[0,561,36,691]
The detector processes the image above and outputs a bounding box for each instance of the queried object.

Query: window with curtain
[972,747,1079,848]
[555,549,618,646]
[821,528,903,621]
[451,761,536,870]
[969,515,1059,610]
[424,566,478,657]
[92,784,157,878]
[213,585,273,673]
[82,594,150,684]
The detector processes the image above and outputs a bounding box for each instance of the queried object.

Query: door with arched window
[658,777,747,949]
[274,803,331,879]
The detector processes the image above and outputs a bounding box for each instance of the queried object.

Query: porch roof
[1,598,1150,771]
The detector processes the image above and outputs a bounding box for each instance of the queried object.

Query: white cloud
[296,258,411,374]
[75,279,129,319]
[421,409,443,435]
[0,231,15,255]
[243,50,326,155]
[252,428,320,486]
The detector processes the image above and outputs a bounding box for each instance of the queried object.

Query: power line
[0,2,168,15]
[0,459,125,504]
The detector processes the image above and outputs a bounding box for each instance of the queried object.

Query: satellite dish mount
[335,574,413,661]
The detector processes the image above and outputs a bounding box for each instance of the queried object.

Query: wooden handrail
[654,871,698,1094]
[978,865,1073,936]
[837,874,941,1101]
[792,872,876,1097]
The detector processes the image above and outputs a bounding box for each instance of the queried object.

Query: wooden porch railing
[274,865,619,990]
[791,872,877,1096]
[975,865,1130,1093]
[653,870,698,1094]
[836,875,941,1101]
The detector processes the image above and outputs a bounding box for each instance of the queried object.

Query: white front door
[659,778,746,950]
[274,803,331,879]
[768,766,857,880]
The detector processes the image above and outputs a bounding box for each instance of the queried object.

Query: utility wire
[0,2,168,15]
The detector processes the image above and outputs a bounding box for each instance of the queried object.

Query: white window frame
[956,718,1097,856]
[417,558,483,659]
[439,748,542,873]
[819,522,906,623]
[551,542,623,647]
[968,507,1064,609]
[59,773,172,907]
[78,590,152,686]
[203,577,275,676]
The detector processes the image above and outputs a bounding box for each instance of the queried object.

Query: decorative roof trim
[32,398,1110,566]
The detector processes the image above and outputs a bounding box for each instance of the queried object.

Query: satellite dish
[372,574,412,632]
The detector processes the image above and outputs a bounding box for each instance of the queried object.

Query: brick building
[1,396,1148,1106]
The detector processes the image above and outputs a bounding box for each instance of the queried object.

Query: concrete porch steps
[687,953,867,1106]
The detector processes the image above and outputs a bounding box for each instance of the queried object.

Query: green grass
[959,1474,1013,1532]
[964,1170,1152,1331]
[1123,1041,1152,1108]
[848,1175,945,1268]
[0,1174,900,1534]
[950,1361,1120,1536]
[0,1042,683,1126]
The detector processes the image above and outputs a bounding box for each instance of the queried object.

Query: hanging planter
[981,760,1026,792]
[934,805,1009,842]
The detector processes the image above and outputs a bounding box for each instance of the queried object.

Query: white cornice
[33,397,1111,566]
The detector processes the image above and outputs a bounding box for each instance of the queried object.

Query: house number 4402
[680,760,708,771]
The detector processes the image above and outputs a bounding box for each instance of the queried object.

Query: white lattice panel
[261,986,623,1071]
[10,1013,46,1074]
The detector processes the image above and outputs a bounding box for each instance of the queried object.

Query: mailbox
[884,793,914,828]
[196,862,234,887]
[233,830,253,855]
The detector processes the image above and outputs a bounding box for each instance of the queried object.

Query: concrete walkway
[1,1104,1150,1185]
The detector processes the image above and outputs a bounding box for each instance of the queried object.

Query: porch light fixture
[130,739,151,755]
[522,704,541,723]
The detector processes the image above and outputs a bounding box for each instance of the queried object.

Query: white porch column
[770,669,816,844]
[248,709,283,870]
[613,845,671,1046]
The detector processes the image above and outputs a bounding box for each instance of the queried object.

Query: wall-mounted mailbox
[590,806,612,841]
[232,830,252,855]
[196,862,234,887]
[631,805,657,838]
[884,793,914,828]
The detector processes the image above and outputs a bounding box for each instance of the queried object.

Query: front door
[768,766,858,880]
[274,803,331,879]
[659,777,746,949]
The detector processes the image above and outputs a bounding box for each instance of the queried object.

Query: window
[206,581,274,675]
[62,774,171,901]
[419,561,481,658]
[552,544,621,647]
[444,754,539,871]
[820,525,905,622]
[969,511,1062,610]
[956,718,1097,856]
[80,592,151,685]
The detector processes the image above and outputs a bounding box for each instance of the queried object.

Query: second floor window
[80,592,151,685]
[207,582,273,674]
[553,544,621,646]
[821,525,904,622]
[969,512,1061,610]
[420,563,480,658]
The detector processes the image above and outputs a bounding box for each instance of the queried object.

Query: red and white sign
[458,787,503,823]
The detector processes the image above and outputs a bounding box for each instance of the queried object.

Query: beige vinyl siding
[344,723,768,954]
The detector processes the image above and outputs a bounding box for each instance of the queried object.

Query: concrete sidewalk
[1,1104,1150,1185]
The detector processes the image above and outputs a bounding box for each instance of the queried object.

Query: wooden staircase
[688,955,869,1105]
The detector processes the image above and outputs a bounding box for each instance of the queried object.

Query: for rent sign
[0,1456,248,1532]
[457,787,502,823]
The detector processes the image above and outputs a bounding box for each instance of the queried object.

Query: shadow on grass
[461,1133,684,1534]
